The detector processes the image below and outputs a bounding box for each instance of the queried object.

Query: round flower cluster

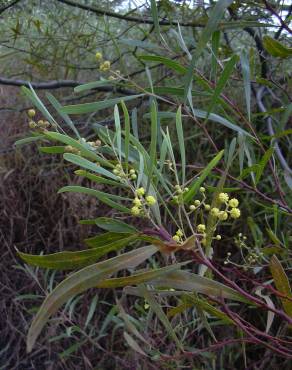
[64,145,81,155]
[209,193,241,221]
[172,229,183,243]
[27,110,52,132]
[195,222,221,246]
[189,187,211,212]
[87,139,102,150]
[95,51,111,72]
[113,164,138,181]
[130,187,157,216]
[172,184,189,204]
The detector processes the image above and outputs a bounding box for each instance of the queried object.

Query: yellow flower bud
[95,140,102,147]
[133,197,142,206]
[129,169,136,175]
[218,211,228,221]
[194,200,201,206]
[136,187,145,196]
[146,195,156,205]
[204,204,211,211]
[95,52,102,61]
[28,109,36,118]
[230,208,241,219]
[216,234,222,240]
[131,206,141,216]
[130,174,137,180]
[28,121,37,129]
[218,193,229,203]
[197,224,206,233]
[100,61,111,71]
[229,198,239,208]
[64,145,74,152]
[176,229,183,237]
[199,187,205,193]
[172,235,180,243]
[189,205,196,211]
[211,207,220,217]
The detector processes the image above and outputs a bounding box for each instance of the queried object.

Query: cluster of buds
[64,145,80,155]
[27,109,51,132]
[189,187,211,212]
[87,139,102,150]
[131,187,157,217]
[172,184,189,204]
[172,229,184,243]
[113,164,137,181]
[210,193,241,221]
[196,222,221,246]
[95,51,111,72]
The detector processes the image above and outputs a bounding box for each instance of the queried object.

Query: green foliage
[4,0,292,367]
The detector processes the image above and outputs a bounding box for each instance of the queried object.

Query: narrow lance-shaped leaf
[146,100,158,192]
[255,147,274,185]
[87,217,137,233]
[61,94,143,115]
[263,36,292,58]
[121,100,131,172]
[18,234,139,270]
[184,150,224,203]
[114,104,122,161]
[58,185,131,213]
[240,50,251,121]
[46,93,80,138]
[175,106,186,184]
[184,0,233,98]
[207,54,239,116]
[270,255,292,318]
[139,284,184,351]
[150,0,160,38]
[26,245,158,352]
[63,153,116,179]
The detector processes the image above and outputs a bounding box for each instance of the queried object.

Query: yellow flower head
[100,61,111,71]
[172,235,180,243]
[218,211,228,221]
[28,121,37,129]
[176,229,183,237]
[230,208,241,219]
[136,187,145,196]
[197,224,206,233]
[146,195,156,206]
[218,193,229,203]
[95,52,103,61]
[131,206,141,216]
[28,109,36,118]
[229,198,239,208]
[211,207,220,217]
[133,197,142,206]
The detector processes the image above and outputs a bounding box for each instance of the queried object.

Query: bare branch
[0,0,21,15]
[56,0,206,27]
[0,76,135,94]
